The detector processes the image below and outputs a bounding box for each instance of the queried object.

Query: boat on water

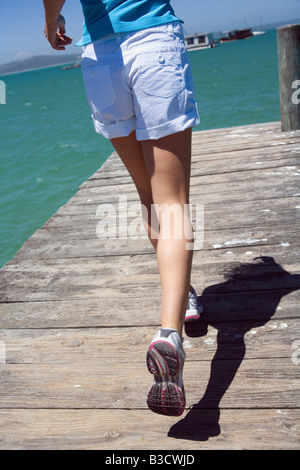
[61,63,81,70]
[252,30,266,36]
[219,28,253,42]
[184,32,215,51]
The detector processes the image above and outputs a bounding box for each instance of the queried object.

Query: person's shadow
[168,256,300,441]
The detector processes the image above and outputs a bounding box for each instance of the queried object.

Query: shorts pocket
[137,51,185,98]
[82,64,116,111]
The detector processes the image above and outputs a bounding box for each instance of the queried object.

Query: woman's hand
[44,14,73,50]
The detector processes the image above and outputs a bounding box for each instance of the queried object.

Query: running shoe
[185,286,203,323]
[146,328,186,416]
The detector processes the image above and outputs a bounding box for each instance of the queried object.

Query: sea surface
[0,28,281,267]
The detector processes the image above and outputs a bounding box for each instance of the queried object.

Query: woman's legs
[111,128,194,336]
[111,131,159,250]
[141,128,193,336]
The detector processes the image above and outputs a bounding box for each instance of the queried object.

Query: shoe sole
[146,341,185,417]
[185,304,203,323]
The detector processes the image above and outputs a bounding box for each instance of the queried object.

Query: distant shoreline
[0,60,81,77]
[0,54,81,77]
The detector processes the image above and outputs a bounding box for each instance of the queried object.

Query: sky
[0,0,300,65]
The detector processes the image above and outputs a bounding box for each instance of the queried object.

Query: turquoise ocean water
[0,29,281,268]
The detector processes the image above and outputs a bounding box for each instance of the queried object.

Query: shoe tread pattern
[146,341,185,416]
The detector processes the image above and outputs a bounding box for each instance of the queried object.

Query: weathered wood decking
[0,121,299,450]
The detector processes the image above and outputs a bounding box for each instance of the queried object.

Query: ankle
[161,324,183,337]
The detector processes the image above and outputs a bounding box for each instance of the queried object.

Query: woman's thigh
[110,131,153,203]
[141,128,192,207]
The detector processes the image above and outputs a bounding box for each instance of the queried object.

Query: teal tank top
[76,0,181,46]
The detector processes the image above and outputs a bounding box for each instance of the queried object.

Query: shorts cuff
[135,111,200,141]
[93,117,136,139]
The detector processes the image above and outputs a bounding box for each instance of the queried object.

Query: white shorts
[81,21,200,141]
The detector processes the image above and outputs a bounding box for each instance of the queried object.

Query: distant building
[184,33,215,51]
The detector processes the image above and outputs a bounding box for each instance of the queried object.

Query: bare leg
[111,131,159,250]
[141,129,193,336]
[111,129,194,336]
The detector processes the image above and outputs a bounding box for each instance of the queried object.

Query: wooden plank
[78,142,300,188]
[1,251,299,310]
[84,123,299,168]
[65,174,300,209]
[12,212,299,249]
[0,286,298,328]
[9,226,299,261]
[190,135,300,154]
[52,187,300,215]
[0,297,161,328]
[0,408,298,449]
[1,252,299,302]
[69,181,300,218]
[3,241,300,281]
[0,320,299,364]
[9,198,297,251]
[79,144,300,188]
[0,359,298,410]
[76,159,300,196]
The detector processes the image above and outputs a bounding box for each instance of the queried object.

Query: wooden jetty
[0,121,299,450]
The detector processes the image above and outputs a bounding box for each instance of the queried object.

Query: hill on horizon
[0,54,81,75]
